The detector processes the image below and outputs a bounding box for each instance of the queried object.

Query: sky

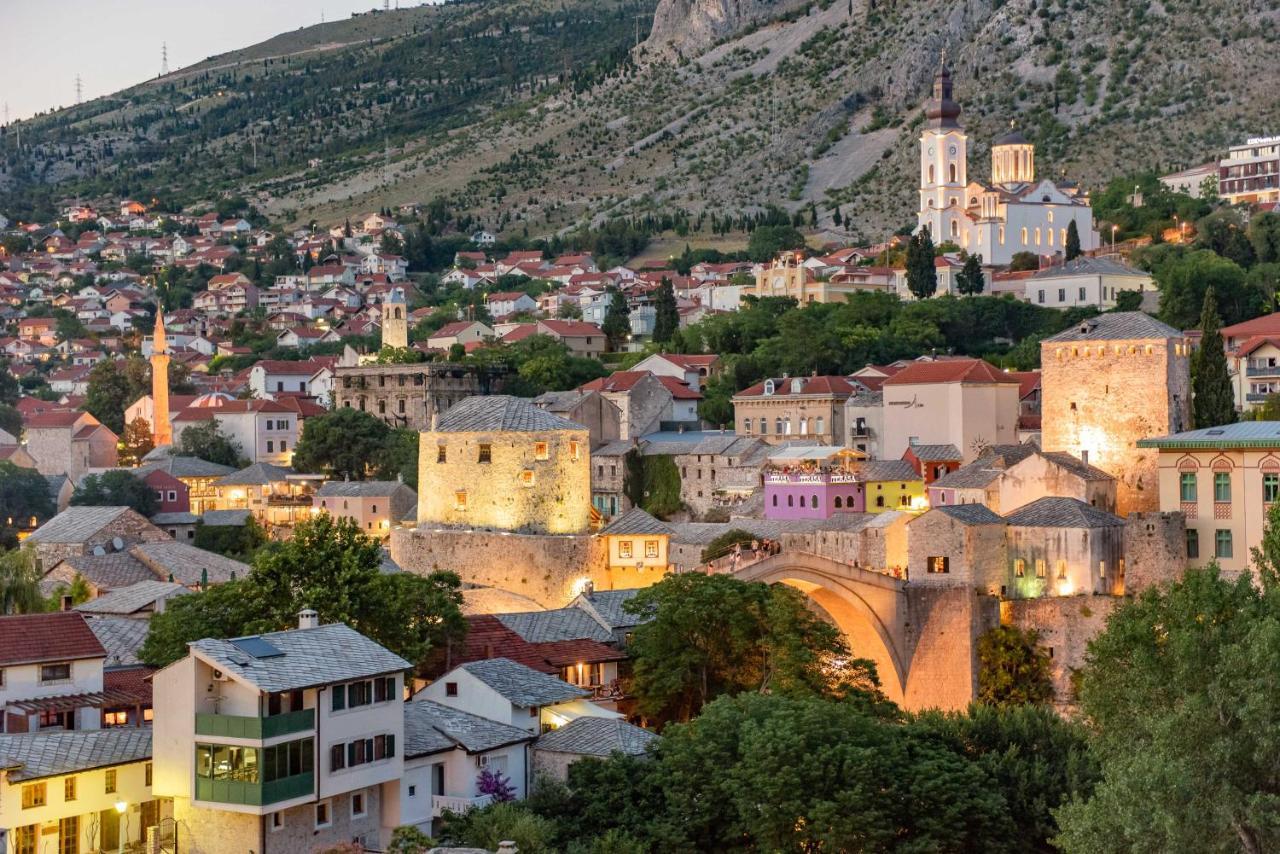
[2,1,425,122]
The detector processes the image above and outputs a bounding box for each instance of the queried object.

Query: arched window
[969,196,977,206]
[1035,228,1042,246]
[815,416,824,434]
[949,163,957,183]
[759,419,768,435]
[763,379,775,395]
[950,220,959,237]
[1048,228,1055,246]
[928,165,935,183]
[1021,227,1028,245]
[834,496,843,509]
[394,307,402,319]
[743,418,752,434]
[799,418,808,436]
[784,419,793,435]
[999,226,1005,245]
[787,495,794,507]
[1061,228,1068,247]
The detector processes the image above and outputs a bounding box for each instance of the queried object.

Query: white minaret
[917,58,968,244]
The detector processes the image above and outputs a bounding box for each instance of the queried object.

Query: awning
[5,689,141,714]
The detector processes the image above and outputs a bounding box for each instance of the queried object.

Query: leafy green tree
[82,359,136,434]
[139,579,260,667]
[623,573,883,725]
[1190,288,1237,428]
[1155,249,1255,329]
[1249,211,1280,264]
[977,625,1054,707]
[0,360,19,405]
[386,826,435,854]
[374,347,426,364]
[1065,220,1082,261]
[0,462,56,546]
[377,429,420,490]
[602,288,631,350]
[72,471,159,516]
[1008,251,1041,272]
[1196,207,1256,268]
[699,528,757,563]
[956,253,986,295]
[291,408,392,479]
[438,802,557,854]
[193,517,269,563]
[177,419,247,468]
[746,225,806,262]
[1111,289,1144,312]
[652,277,679,344]
[906,225,937,300]
[0,405,22,442]
[1055,565,1280,854]
[118,417,155,467]
[0,548,50,614]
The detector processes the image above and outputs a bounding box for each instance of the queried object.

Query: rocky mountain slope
[3,0,1278,241]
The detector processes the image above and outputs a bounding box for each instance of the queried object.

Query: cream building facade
[880,359,1021,463]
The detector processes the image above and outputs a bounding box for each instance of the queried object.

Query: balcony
[1248,393,1275,404]
[196,772,314,807]
[195,708,314,740]
[764,472,860,485]
[1247,365,1280,378]
[265,494,314,507]
[432,794,493,818]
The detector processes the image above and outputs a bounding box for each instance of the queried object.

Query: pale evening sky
[2,1,432,122]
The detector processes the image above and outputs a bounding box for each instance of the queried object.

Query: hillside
[3,0,1279,240]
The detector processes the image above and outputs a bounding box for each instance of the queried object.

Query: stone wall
[170,789,382,854]
[333,363,498,432]
[31,510,170,569]
[1004,595,1120,711]
[906,512,1007,589]
[903,586,999,711]
[391,528,612,608]
[1123,511,1187,593]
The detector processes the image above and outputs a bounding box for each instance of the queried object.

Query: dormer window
[790,378,803,394]
[763,380,775,396]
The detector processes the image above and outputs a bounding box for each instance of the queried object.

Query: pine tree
[653,277,679,345]
[906,226,938,300]
[1065,220,1082,261]
[832,207,843,227]
[956,253,985,296]
[1191,287,1237,428]
[602,287,631,350]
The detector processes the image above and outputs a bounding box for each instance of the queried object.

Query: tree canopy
[976,625,1054,708]
[1190,287,1236,428]
[177,419,247,469]
[906,225,938,300]
[71,471,158,517]
[0,461,55,546]
[291,408,393,480]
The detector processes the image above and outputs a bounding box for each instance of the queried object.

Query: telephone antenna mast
[75,75,83,105]
[161,42,170,76]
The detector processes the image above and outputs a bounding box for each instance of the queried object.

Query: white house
[1025,256,1153,310]
[0,612,109,734]
[484,291,537,319]
[248,360,331,401]
[151,614,410,853]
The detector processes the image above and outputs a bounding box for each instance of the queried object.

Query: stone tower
[917,58,969,244]
[150,309,172,447]
[381,286,408,350]
[1041,313,1191,515]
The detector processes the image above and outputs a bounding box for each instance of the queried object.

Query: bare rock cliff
[644,0,811,58]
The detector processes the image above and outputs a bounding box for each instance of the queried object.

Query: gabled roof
[1029,256,1147,278]
[0,729,152,782]
[535,716,657,757]
[403,699,535,758]
[75,580,190,616]
[930,444,1040,490]
[0,611,106,666]
[1004,496,1124,528]
[130,542,250,586]
[496,609,613,644]
[137,455,236,479]
[26,506,138,544]
[434,395,585,433]
[598,508,672,536]
[735,376,856,398]
[881,358,1018,386]
[1043,312,1181,343]
[214,462,294,486]
[190,623,409,693]
[571,588,645,630]
[86,617,151,667]
[316,480,413,498]
[45,552,154,591]
[454,658,589,707]
[905,443,962,462]
[1221,313,1280,340]
[856,460,921,482]
[930,503,1005,526]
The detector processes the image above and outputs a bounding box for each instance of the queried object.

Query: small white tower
[381,286,409,350]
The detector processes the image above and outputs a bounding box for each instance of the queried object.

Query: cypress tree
[653,277,679,344]
[906,225,938,300]
[1065,220,1082,261]
[1191,287,1237,428]
[956,253,985,295]
[602,287,631,350]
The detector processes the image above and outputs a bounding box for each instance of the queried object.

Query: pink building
[763,447,867,520]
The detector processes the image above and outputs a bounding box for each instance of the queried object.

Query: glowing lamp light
[1056,579,1075,597]
[114,801,127,814]
[569,577,593,598]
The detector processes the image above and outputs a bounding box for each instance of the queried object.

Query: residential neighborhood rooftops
[403,699,535,758]
[434,395,586,433]
[496,609,613,645]
[44,553,154,592]
[138,455,236,479]
[86,617,151,667]
[906,443,963,462]
[189,623,410,692]
[454,658,590,707]
[130,542,250,586]
[1029,256,1149,278]
[535,716,657,758]
[571,588,645,630]
[316,480,412,498]
[0,611,106,667]
[881,358,1018,386]
[75,580,190,616]
[214,462,295,486]
[25,506,138,544]
[0,729,152,783]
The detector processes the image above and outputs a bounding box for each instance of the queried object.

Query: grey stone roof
[317,480,414,498]
[1029,256,1148,279]
[994,129,1030,146]
[532,390,587,412]
[598,508,672,536]
[461,588,546,616]
[85,617,151,667]
[191,623,410,692]
[857,460,921,482]
[0,729,152,782]
[930,444,1039,490]
[201,509,251,526]
[403,699,535,758]
[535,716,657,757]
[1004,496,1124,528]
[215,462,294,487]
[435,395,585,433]
[594,440,641,458]
[496,609,613,644]
[45,553,154,592]
[26,506,134,544]
[138,455,236,479]
[1038,451,1115,482]
[1042,312,1180,343]
[130,542,250,586]
[456,658,588,707]
[572,588,644,630]
[907,443,962,462]
[150,512,200,525]
[931,503,1005,526]
[75,580,190,616]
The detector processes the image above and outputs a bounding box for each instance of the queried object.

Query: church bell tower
[917,57,969,243]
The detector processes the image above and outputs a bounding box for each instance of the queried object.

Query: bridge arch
[734,553,910,705]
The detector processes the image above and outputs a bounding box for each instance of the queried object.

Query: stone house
[417,396,591,535]
[24,506,170,570]
[672,435,772,516]
[314,480,418,538]
[589,440,634,520]
[906,504,1008,588]
[732,376,855,445]
[533,319,607,358]
[928,446,1116,514]
[578,371,677,440]
[1003,497,1126,599]
[533,717,656,784]
[22,410,118,480]
[333,362,501,432]
[531,390,622,449]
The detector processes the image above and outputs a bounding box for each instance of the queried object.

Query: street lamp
[114,801,127,854]
[1111,225,1118,254]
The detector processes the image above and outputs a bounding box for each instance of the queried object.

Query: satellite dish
[92,546,107,556]
[111,537,125,552]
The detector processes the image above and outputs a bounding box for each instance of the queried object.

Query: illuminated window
[105,769,116,794]
[1021,227,1028,245]
[1099,561,1106,578]
[1215,529,1233,559]
[21,783,45,809]
[519,470,535,487]
[64,778,76,802]
[1035,559,1046,578]
[454,492,467,511]
[1214,471,1231,502]
[644,540,659,558]
[619,540,633,559]
[478,444,492,464]
[534,442,549,460]
[569,442,581,461]
[437,445,446,463]
[1014,559,1025,577]
[927,556,950,574]
[1056,560,1067,580]
[1179,472,1197,502]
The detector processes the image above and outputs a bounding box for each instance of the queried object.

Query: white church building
[916,63,1099,268]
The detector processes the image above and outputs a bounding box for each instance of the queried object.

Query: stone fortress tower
[381,286,409,350]
[1040,313,1192,515]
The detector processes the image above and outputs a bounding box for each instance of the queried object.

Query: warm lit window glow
[534,442,549,461]
[619,540,633,559]
[454,492,468,511]
[519,470,535,487]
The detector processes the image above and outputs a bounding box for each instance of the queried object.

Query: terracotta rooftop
[0,611,106,667]
[881,358,1019,386]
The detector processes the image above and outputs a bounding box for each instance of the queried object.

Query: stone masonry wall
[31,510,170,570]
[1122,511,1187,592]
[903,587,999,711]
[1004,595,1120,711]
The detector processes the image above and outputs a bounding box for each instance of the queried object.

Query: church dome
[994,129,1030,147]
[189,392,233,409]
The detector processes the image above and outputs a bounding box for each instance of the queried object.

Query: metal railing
[194,708,314,740]
[432,794,493,818]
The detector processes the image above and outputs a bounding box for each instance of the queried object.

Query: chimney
[298,608,319,630]
[582,580,595,598]
[1081,450,1089,465]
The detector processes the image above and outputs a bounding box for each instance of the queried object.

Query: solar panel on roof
[230,636,285,659]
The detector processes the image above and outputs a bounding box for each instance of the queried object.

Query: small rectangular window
[1214,471,1231,503]
[105,769,116,794]
[1179,472,1197,503]
[315,801,331,829]
[445,681,458,697]
[437,445,447,463]
[64,777,76,802]
[478,443,492,464]
[644,540,659,559]
[330,743,345,771]
[1186,529,1200,559]
[1035,559,1046,578]
[352,791,367,818]
[331,684,346,711]
[21,783,46,809]
[927,556,949,574]
[569,441,580,461]
[1215,529,1233,559]
[1265,473,1280,503]
[1014,559,1025,577]
[534,442,549,460]
[271,812,284,831]
[40,663,70,683]
[454,491,467,511]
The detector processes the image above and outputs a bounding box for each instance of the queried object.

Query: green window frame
[1215,529,1233,559]
[1186,529,1198,559]
[1214,471,1231,503]
[1265,473,1280,503]
[1179,472,1197,502]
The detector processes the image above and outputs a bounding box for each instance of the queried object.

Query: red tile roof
[431,321,483,338]
[881,358,1019,386]
[660,354,719,369]
[103,667,155,705]
[451,615,625,675]
[537,319,602,338]
[1007,370,1042,400]
[0,612,106,666]
[1222,313,1280,340]
[736,376,857,398]
[580,371,649,393]
[500,324,538,344]
[655,375,702,400]
[24,410,91,429]
[1236,336,1280,358]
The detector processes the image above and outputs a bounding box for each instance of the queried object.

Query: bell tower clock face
[928,146,935,156]
[949,145,957,156]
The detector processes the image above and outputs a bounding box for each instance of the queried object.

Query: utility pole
[75,75,83,105]
[161,42,170,76]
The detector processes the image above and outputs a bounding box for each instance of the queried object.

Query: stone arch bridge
[734,551,996,711]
